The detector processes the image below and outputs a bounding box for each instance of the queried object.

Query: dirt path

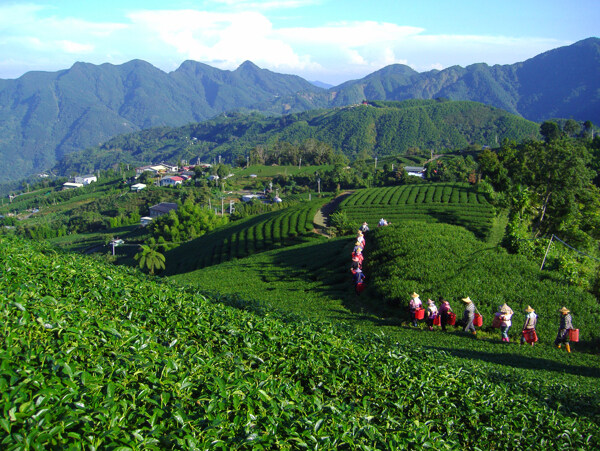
[313,191,354,237]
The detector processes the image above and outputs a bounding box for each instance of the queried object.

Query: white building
[74,174,97,185]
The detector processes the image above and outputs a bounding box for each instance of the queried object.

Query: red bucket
[492,315,502,328]
[522,329,538,344]
[433,315,441,326]
[473,313,483,327]
[447,312,456,326]
[569,329,579,342]
[415,308,425,320]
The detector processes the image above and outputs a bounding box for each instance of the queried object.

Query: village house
[130,183,146,192]
[74,174,97,185]
[135,164,167,176]
[159,176,184,187]
[405,166,426,178]
[62,182,84,190]
[149,202,178,218]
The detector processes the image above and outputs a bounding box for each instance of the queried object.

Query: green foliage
[134,244,166,275]
[366,223,600,342]
[57,100,540,175]
[338,183,495,239]
[148,199,228,247]
[329,210,356,236]
[2,234,600,448]
[163,199,324,274]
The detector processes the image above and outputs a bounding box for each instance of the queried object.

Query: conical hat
[461,296,472,303]
[559,306,570,314]
[411,292,419,298]
[499,303,510,313]
[525,305,535,312]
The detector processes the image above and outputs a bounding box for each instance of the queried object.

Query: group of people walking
[350,223,369,294]
[408,293,578,352]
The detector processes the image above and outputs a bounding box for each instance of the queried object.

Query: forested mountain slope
[1,38,598,182]
[56,99,540,175]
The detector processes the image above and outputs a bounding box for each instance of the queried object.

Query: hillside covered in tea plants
[2,235,600,449]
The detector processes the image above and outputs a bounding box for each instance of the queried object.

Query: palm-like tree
[134,245,165,275]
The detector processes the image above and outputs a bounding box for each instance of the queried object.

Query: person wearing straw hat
[520,306,538,346]
[439,297,453,331]
[356,230,365,247]
[360,222,369,233]
[554,307,573,353]
[409,292,423,327]
[494,303,514,342]
[461,296,477,335]
[425,298,438,331]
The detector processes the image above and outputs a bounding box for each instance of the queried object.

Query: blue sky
[0,0,598,85]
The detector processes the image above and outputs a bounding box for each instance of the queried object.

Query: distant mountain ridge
[0,37,598,182]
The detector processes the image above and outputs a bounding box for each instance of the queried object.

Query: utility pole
[317,178,321,194]
[299,157,302,169]
[374,157,378,170]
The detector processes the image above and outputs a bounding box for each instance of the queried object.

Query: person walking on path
[521,305,538,346]
[495,303,514,342]
[461,296,477,336]
[554,306,573,353]
[425,299,438,331]
[360,222,369,233]
[439,297,453,331]
[352,268,366,295]
[409,292,423,327]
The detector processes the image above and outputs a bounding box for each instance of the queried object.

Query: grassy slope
[170,231,600,398]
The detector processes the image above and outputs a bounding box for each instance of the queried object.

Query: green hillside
[164,199,325,275]
[56,99,540,175]
[3,235,600,449]
[338,183,495,239]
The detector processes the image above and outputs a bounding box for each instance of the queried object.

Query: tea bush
[366,223,600,342]
[2,235,599,448]
[338,183,494,238]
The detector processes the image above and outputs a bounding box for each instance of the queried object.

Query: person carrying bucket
[425,299,438,331]
[352,268,366,295]
[409,292,423,327]
[494,303,514,342]
[439,297,453,331]
[461,296,478,336]
[520,305,538,346]
[554,306,573,353]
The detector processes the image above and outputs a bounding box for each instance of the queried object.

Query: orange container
[522,329,538,344]
[433,316,441,326]
[415,308,425,320]
[569,329,579,342]
[473,313,483,327]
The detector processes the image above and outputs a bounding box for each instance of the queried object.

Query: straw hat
[357,230,363,236]
[559,306,570,314]
[411,292,419,298]
[525,305,535,313]
[499,303,510,313]
[461,296,472,303]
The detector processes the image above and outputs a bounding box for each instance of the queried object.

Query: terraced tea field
[338,183,495,238]
[3,235,600,448]
[164,199,325,274]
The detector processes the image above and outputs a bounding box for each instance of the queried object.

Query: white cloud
[57,40,94,54]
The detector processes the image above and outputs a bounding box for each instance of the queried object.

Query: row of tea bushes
[2,235,599,448]
[338,183,494,238]
[365,222,600,342]
[165,199,323,273]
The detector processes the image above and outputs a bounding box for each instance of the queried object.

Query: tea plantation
[338,183,495,238]
[164,198,324,274]
[3,235,600,448]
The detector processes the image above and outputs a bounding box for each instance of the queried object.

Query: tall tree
[134,245,166,275]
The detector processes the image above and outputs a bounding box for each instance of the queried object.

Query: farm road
[313,191,354,237]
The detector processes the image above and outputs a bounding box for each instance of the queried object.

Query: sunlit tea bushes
[165,199,323,273]
[339,183,494,238]
[1,236,600,448]
[366,223,600,342]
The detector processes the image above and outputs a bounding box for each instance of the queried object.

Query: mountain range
[0,37,598,183]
